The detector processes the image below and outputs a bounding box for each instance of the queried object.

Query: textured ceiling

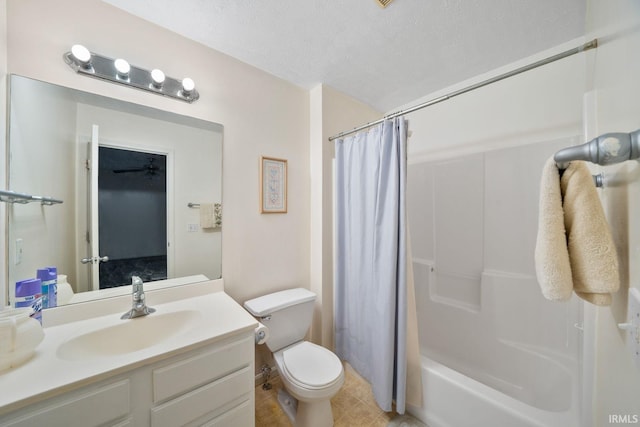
[102,0,586,112]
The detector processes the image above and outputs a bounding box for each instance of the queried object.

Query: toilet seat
[277,341,343,391]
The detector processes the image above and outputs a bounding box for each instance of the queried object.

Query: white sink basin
[56,310,201,361]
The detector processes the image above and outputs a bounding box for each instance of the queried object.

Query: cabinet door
[1,380,130,427]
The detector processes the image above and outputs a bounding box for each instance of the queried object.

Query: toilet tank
[244,288,316,352]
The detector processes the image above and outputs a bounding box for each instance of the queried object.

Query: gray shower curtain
[334,117,409,413]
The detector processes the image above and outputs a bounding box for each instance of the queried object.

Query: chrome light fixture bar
[63,44,199,103]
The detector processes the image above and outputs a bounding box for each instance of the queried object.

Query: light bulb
[151,69,165,87]
[114,58,130,77]
[71,44,91,67]
[182,77,195,94]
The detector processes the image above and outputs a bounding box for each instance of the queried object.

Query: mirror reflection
[6,75,223,307]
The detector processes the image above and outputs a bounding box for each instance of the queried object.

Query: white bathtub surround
[334,117,421,413]
[407,140,584,426]
[535,157,620,305]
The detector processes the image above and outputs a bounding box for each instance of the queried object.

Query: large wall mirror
[5,75,222,307]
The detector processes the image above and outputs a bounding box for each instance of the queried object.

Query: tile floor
[255,363,396,426]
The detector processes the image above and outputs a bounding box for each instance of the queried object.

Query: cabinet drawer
[201,399,253,427]
[153,334,253,403]
[110,417,134,427]
[151,366,253,427]
[2,380,130,427]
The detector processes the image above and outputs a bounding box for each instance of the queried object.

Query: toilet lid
[282,342,343,388]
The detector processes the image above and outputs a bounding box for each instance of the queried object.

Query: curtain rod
[328,39,598,142]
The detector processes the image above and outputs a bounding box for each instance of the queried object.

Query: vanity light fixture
[182,77,195,95]
[114,58,130,79]
[182,77,196,92]
[150,69,165,88]
[63,44,199,103]
[70,44,92,69]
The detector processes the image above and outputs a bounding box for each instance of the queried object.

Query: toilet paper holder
[254,321,269,345]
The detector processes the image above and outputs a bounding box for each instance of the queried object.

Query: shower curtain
[334,117,418,413]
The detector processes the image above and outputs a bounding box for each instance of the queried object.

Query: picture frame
[260,156,288,213]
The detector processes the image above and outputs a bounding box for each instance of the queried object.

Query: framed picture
[260,156,288,213]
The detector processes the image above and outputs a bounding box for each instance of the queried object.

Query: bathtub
[406,265,583,427]
[406,269,583,427]
[407,355,581,427]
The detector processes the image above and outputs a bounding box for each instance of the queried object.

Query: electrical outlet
[187,223,199,232]
[15,238,23,265]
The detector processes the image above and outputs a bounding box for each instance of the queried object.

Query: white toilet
[244,288,344,427]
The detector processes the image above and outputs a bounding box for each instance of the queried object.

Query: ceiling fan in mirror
[112,157,163,177]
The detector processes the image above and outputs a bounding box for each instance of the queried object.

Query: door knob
[81,257,93,264]
[98,256,109,263]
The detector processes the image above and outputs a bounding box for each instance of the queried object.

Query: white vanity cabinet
[149,334,255,427]
[0,379,132,427]
[0,333,255,427]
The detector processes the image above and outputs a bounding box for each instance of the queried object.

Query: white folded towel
[535,158,619,306]
[535,158,573,301]
[199,203,216,229]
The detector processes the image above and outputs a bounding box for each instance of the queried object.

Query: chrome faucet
[121,276,156,319]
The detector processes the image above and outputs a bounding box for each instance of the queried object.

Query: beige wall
[3,0,310,305]
[586,0,640,425]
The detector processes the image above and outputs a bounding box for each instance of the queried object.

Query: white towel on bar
[199,203,216,229]
[535,158,619,306]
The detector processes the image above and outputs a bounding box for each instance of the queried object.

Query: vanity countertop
[0,281,257,416]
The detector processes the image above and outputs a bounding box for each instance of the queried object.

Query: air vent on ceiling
[376,0,394,8]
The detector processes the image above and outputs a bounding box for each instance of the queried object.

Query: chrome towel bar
[554,129,640,187]
[0,190,63,205]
